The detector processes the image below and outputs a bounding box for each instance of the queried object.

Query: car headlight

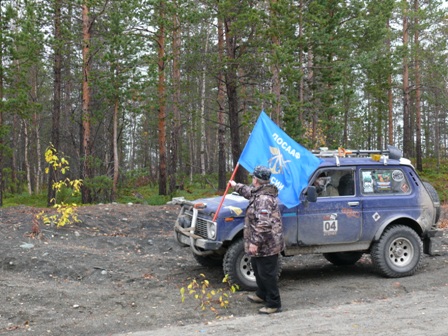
[207,222,217,239]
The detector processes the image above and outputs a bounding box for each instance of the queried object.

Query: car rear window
[360,168,411,195]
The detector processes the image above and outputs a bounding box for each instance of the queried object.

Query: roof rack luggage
[311,145,404,166]
[312,145,402,160]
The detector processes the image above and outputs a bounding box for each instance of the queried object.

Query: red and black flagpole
[212,163,239,222]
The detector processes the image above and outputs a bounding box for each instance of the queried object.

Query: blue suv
[171,148,441,290]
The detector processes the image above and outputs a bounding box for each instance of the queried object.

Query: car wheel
[193,253,223,267]
[323,252,364,266]
[371,225,423,278]
[223,238,257,291]
[223,238,282,291]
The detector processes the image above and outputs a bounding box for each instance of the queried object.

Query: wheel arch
[373,217,423,242]
[222,225,244,248]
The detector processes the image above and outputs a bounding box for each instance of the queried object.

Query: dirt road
[119,286,448,336]
[1,204,447,335]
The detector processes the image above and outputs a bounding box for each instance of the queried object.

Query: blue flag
[239,111,322,208]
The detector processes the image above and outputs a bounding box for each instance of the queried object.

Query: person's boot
[247,294,264,303]
[259,306,282,314]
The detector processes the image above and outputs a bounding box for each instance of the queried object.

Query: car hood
[169,193,248,218]
[169,192,292,219]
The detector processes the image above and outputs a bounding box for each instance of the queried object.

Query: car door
[358,166,417,240]
[297,168,363,246]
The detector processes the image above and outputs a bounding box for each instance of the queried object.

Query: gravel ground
[1,203,447,335]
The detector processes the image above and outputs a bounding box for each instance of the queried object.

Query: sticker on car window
[392,170,404,182]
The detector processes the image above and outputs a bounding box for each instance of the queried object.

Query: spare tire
[423,182,441,224]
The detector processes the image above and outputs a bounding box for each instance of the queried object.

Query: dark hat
[252,165,271,181]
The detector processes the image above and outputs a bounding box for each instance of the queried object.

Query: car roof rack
[312,145,403,166]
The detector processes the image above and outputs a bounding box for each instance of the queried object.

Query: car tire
[323,252,363,266]
[371,225,423,278]
[423,182,441,224]
[193,253,223,267]
[223,238,257,291]
[223,238,283,291]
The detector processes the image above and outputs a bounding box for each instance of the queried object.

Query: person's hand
[229,180,236,187]
[249,243,258,254]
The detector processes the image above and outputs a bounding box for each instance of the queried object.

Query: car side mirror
[306,186,317,202]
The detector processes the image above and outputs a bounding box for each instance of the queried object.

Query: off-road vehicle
[170,147,442,290]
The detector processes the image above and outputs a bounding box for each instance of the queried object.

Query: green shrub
[83,175,113,203]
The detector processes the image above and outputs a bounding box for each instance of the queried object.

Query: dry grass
[439,220,448,229]
[439,204,448,229]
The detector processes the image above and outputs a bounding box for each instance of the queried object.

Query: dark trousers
[251,254,281,308]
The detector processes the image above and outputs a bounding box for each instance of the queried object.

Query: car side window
[360,169,410,195]
[312,169,354,197]
[337,172,355,196]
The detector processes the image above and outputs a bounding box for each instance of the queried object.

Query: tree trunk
[217,17,227,193]
[168,8,181,194]
[270,0,281,124]
[402,7,411,158]
[435,98,440,171]
[298,0,304,125]
[224,16,245,184]
[414,0,422,171]
[342,86,349,148]
[188,116,194,181]
[387,19,393,146]
[23,120,32,194]
[0,7,3,206]
[227,77,243,182]
[142,112,150,168]
[308,47,317,145]
[112,97,119,199]
[48,0,62,206]
[11,114,19,193]
[157,1,167,196]
[81,2,92,203]
[33,112,42,194]
[200,26,210,175]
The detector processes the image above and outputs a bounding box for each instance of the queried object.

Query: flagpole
[212,163,239,222]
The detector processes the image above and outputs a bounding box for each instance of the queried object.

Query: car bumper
[175,226,223,251]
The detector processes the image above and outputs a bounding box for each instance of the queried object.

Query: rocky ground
[0,203,447,335]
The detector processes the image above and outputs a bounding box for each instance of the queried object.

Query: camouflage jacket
[234,183,284,257]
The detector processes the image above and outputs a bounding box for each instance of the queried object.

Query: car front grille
[184,210,211,239]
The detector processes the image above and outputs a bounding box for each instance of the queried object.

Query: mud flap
[424,230,444,256]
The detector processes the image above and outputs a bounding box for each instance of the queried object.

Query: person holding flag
[229,165,284,314]
[213,111,321,221]
[238,111,321,208]
[213,111,320,314]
